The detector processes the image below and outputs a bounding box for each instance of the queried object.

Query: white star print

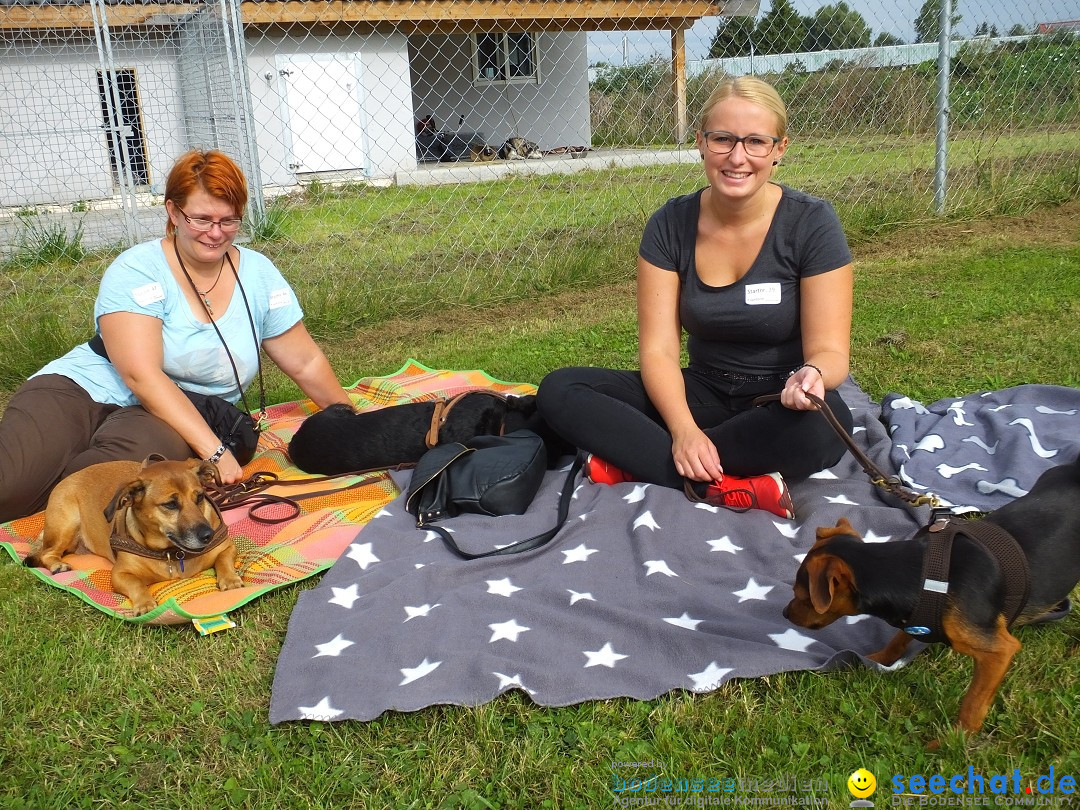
[399,658,442,685]
[583,642,627,668]
[694,502,720,513]
[373,508,392,519]
[568,589,595,605]
[297,696,343,720]
[773,522,799,538]
[493,672,535,695]
[313,634,354,657]
[403,603,441,622]
[624,484,649,503]
[488,619,530,642]
[769,628,817,652]
[732,577,773,602]
[793,552,807,563]
[861,529,892,543]
[853,425,866,433]
[633,511,661,531]
[844,614,872,624]
[664,613,703,630]
[688,662,733,692]
[346,542,380,570]
[562,543,598,564]
[809,468,839,480]
[825,494,859,505]
[644,559,678,577]
[487,578,522,597]
[328,583,360,608]
[707,536,743,554]
[421,530,441,543]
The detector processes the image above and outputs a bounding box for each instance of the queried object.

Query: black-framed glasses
[701,131,781,157]
[174,204,243,233]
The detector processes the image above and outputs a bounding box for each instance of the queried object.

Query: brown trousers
[0,374,192,522]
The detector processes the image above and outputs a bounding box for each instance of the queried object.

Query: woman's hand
[214,450,244,485]
[671,425,723,482]
[780,364,825,411]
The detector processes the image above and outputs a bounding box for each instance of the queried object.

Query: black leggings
[536,365,853,489]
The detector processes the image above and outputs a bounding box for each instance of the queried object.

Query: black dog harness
[903,517,1031,644]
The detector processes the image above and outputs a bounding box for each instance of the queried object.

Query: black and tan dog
[289,391,570,475]
[25,457,242,615]
[784,456,1080,740]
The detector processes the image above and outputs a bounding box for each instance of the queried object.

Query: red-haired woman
[0,150,350,522]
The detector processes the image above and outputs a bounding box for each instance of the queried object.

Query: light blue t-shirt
[33,240,304,407]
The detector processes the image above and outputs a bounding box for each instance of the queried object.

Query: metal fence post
[934,0,953,216]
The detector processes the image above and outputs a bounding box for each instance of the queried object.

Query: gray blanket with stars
[270,379,1080,723]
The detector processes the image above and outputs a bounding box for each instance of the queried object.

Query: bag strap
[429,453,583,560]
[176,244,266,425]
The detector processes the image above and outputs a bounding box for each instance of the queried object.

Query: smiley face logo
[847,768,877,799]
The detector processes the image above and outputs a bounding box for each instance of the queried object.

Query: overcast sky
[588,0,1080,65]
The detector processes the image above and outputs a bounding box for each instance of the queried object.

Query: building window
[473,33,539,84]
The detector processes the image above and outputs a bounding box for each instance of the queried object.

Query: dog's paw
[130,596,158,616]
[217,573,244,591]
[47,561,73,575]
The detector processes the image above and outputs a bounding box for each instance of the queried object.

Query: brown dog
[784,456,1080,741]
[25,457,243,616]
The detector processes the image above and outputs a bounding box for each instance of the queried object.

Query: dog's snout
[195,523,214,545]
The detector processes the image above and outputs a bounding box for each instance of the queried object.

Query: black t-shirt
[638,184,852,376]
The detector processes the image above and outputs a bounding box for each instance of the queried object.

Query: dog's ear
[805,554,855,615]
[811,517,861,549]
[103,480,146,523]
[189,459,222,487]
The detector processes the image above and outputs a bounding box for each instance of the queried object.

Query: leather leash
[753,391,940,508]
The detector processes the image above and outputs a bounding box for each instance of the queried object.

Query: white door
[279,54,368,175]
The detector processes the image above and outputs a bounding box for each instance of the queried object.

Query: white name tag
[268,288,291,310]
[744,282,781,306]
[132,282,165,306]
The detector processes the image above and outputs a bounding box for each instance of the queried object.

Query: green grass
[2,201,1078,808]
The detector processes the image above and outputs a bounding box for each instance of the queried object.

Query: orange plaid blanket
[0,360,535,626]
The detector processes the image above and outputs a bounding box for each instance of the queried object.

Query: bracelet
[791,363,824,379]
[206,444,227,464]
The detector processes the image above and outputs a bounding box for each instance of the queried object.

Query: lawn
[0,199,1078,809]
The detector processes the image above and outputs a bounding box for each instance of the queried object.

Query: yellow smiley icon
[847,768,877,799]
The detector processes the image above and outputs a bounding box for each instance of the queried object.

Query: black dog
[783,455,1080,741]
[289,391,571,475]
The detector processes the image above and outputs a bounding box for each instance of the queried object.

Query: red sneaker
[703,472,795,519]
[584,454,634,485]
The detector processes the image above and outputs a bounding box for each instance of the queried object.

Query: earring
[772,160,780,166]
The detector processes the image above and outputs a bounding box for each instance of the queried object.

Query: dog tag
[904,625,932,636]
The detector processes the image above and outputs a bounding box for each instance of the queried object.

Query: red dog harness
[903,517,1031,644]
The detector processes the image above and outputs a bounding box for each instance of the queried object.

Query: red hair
[164,150,248,236]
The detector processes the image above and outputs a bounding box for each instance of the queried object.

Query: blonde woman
[537,77,854,519]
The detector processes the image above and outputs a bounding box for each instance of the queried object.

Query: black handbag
[405,431,583,560]
[181,390,260,467]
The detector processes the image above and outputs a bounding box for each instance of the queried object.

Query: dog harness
[424,391,512,449]
[903,517,1031,644]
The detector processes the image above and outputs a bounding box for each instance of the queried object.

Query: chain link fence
[1,0,1078,384]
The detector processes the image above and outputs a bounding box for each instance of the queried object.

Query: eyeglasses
[701,131,782,158]
[174,204,243,233]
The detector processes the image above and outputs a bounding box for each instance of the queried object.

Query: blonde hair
[697,76,788,139]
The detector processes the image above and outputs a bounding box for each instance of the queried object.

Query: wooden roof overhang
[1,0,725,32]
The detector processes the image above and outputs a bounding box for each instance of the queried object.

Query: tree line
[708,0,1031,58]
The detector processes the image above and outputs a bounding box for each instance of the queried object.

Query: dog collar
[109,498,229,574]
[903,517,1031,644]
